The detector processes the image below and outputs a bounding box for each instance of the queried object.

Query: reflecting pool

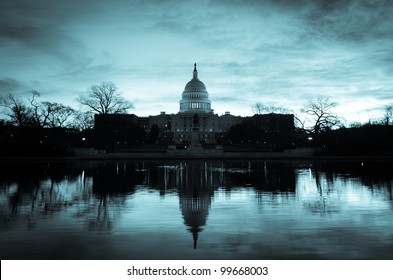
[0,160,392,259]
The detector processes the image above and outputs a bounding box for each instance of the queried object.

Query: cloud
[213,96,243,103]
[0,0,392,121]
[0,23,45,44]
[0,78,20,92]
[301,0,390,43]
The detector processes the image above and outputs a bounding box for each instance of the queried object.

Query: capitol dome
[184,76,207,92]
[179,63,212,113]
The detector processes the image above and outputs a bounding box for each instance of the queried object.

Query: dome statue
[179,63,212,113]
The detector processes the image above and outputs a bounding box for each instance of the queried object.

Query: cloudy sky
[1,0,393,123]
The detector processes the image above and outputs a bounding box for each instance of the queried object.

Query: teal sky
[1,0,393,123]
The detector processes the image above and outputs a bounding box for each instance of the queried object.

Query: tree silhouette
[29,91,75,128]
[44,102,75,128]
[382,104,393,125]
[0,93,34,127]
[302,97,340,135]
[77,82,134,114]
[29,90,45,127]
[252,102,290,115]
[72,111,94,131]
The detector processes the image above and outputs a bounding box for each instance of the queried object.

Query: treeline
[1,83,393,156]
[0,82,123,156]
[316,125,393,156]
[248,98,393,155]
[0,91,94,130]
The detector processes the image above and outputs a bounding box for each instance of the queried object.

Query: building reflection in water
[1,160,392,259]
[177,162,215,249]
[0,160,297,238]
[156,161,215,249]
[157,160,297,249]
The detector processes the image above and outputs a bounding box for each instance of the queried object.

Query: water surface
[0,159,392,259]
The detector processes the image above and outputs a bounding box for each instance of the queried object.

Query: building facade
[169,64,241,144]
[94,64,294,147]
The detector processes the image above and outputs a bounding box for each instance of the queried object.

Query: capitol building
[145,63,242,145]
[171,63,241,144]
[95,63,294,147]
[179,63,212,113]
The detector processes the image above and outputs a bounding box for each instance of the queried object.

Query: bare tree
[44,102,75,128]
[71,111,94,131]
[0,93,33,127]
[382,104,393,125]
[252,102,290,115]
[77,82,134,114]
[28,91,75,128]
[29,91,51,127]
[293,112,308,131]
[302,97,340,135]
[252,102,264,114]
